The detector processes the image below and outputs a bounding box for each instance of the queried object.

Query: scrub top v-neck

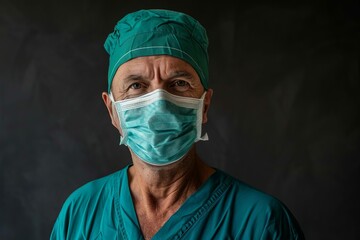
[116,166,232,239]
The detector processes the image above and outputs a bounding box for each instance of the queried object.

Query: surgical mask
[109,89,208,166]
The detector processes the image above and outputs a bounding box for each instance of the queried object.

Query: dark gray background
[1,0,359,239]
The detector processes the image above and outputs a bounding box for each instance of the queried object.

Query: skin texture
[102,55,214,239]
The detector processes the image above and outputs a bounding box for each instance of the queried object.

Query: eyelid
[172,78,190,83]
[129,82,141,89]
[175,79,193,87]
[126,80,148,90]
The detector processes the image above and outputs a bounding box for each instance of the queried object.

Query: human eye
[125,81,148,98]
[171,80,190,92]
[175,80,188,87]
[129,82,142,90]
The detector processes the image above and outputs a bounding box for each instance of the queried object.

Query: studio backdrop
[0,0,359,239]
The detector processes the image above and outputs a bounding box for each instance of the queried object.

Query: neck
[127,147,215,239]
[128,147,214,214]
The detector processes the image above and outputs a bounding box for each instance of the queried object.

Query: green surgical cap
[104,9,209,92]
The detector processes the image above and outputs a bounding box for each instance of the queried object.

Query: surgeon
[50,9,305,240]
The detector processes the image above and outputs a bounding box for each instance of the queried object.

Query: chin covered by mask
[109,89,208,166]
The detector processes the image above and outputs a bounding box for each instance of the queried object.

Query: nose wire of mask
[110,89,208,166]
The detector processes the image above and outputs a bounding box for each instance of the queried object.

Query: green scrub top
[50,165,305,239]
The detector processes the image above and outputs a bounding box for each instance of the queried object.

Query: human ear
[202,89,213,124]
[101,92,121,130]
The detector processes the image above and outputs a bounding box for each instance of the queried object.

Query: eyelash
[129,82,144,90]
[171,80,189,87]
[126,80,190,95]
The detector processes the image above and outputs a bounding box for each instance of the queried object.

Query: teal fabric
[50,165,305,239]
[104,9,209,92]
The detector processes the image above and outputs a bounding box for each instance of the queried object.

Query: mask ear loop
[196,91,209,142]
[108,91,128,146]
[108,91,115,102]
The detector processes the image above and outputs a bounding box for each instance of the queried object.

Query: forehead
[114,55,200,79]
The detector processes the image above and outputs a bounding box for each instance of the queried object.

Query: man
[50,9,305,239]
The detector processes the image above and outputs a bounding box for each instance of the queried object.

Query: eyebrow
[169,71,194,80]
[122,71,194,82]
[122,74,145,82]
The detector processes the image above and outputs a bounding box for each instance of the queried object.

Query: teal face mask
[110,89,208,166]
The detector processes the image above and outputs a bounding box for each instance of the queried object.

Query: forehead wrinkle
[123,74,148,81]
[118,63,153,83]
[167,70,194,80]
[162,58,198,81]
